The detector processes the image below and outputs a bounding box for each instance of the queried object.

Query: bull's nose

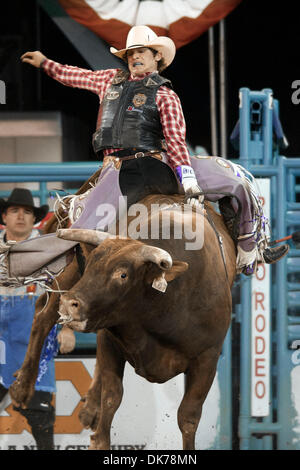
[60,294,83,321]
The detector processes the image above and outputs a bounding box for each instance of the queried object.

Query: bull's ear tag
[152,272,167,293]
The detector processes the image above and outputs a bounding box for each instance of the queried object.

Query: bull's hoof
[9,371,35,408]
[89,436,97,450]
[89,434,110,450]
[79,396,100,431]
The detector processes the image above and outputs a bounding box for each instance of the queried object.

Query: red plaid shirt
[42,59,191,170]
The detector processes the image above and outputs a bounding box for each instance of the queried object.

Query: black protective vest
[92,71,172,153]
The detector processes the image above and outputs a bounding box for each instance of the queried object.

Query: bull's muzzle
[58,293,84,325]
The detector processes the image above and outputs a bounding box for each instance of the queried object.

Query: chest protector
[92,70,172,153]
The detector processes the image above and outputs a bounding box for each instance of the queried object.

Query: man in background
[0,188,57,450]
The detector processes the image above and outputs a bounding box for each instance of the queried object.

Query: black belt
[108,148,147,158]
[107,149,163,162]
[107,149,162,159]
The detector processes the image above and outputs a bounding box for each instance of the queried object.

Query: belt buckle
[135,152,144,159]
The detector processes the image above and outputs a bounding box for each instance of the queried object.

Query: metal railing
[233,88,300,450]
[0,161,101,204]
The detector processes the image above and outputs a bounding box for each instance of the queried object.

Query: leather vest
[92,70,172,153]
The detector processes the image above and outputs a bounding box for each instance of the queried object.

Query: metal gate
[229,87,300,449]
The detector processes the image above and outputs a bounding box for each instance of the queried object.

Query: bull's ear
[151,261,189,293]
[165,261,189,282]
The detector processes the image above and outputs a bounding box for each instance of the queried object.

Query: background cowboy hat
[0,188,49,225]
[110,25,176,70]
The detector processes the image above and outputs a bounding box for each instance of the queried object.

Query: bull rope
[25,269,69,318]
[53,178,98,229]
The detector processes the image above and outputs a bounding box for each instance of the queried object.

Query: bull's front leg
[177,346,221,450]
[9,259,81,408]
[81,330,125,450]
[79,332,102,431]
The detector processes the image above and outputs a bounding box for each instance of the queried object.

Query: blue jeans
[0,295,57,393]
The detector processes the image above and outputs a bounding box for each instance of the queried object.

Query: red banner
[58,0,242,50]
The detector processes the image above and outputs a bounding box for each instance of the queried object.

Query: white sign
[0,358,185,450]
[0,356,223,450]
[251,178,271,417]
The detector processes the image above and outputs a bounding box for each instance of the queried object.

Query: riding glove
[176,165,204,207]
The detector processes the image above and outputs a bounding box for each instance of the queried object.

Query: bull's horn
[57,228,116,245]
[139,245,173,270]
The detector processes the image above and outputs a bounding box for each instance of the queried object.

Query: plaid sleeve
[42,59,116,97]
[156,87,192,170]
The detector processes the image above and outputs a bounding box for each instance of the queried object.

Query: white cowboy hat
[110,25,176,70]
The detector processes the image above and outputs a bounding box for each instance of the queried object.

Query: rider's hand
[21,51,47,68]
[183,181,204,207]
[176,165,204,207]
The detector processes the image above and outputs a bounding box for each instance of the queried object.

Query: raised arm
[21,51,116,95]
[21,51,47,68]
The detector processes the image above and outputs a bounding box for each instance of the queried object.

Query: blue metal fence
[232,87,300,449]
[0,161,100,203]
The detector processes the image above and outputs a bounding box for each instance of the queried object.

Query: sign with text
[251,179,271,417]
[0,358,184,450]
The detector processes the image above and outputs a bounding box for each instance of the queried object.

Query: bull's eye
[121,273,127,279]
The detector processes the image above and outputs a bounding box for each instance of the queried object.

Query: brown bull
[10,194,236,450]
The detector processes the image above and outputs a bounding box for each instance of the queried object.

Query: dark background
[1,0,299,161]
